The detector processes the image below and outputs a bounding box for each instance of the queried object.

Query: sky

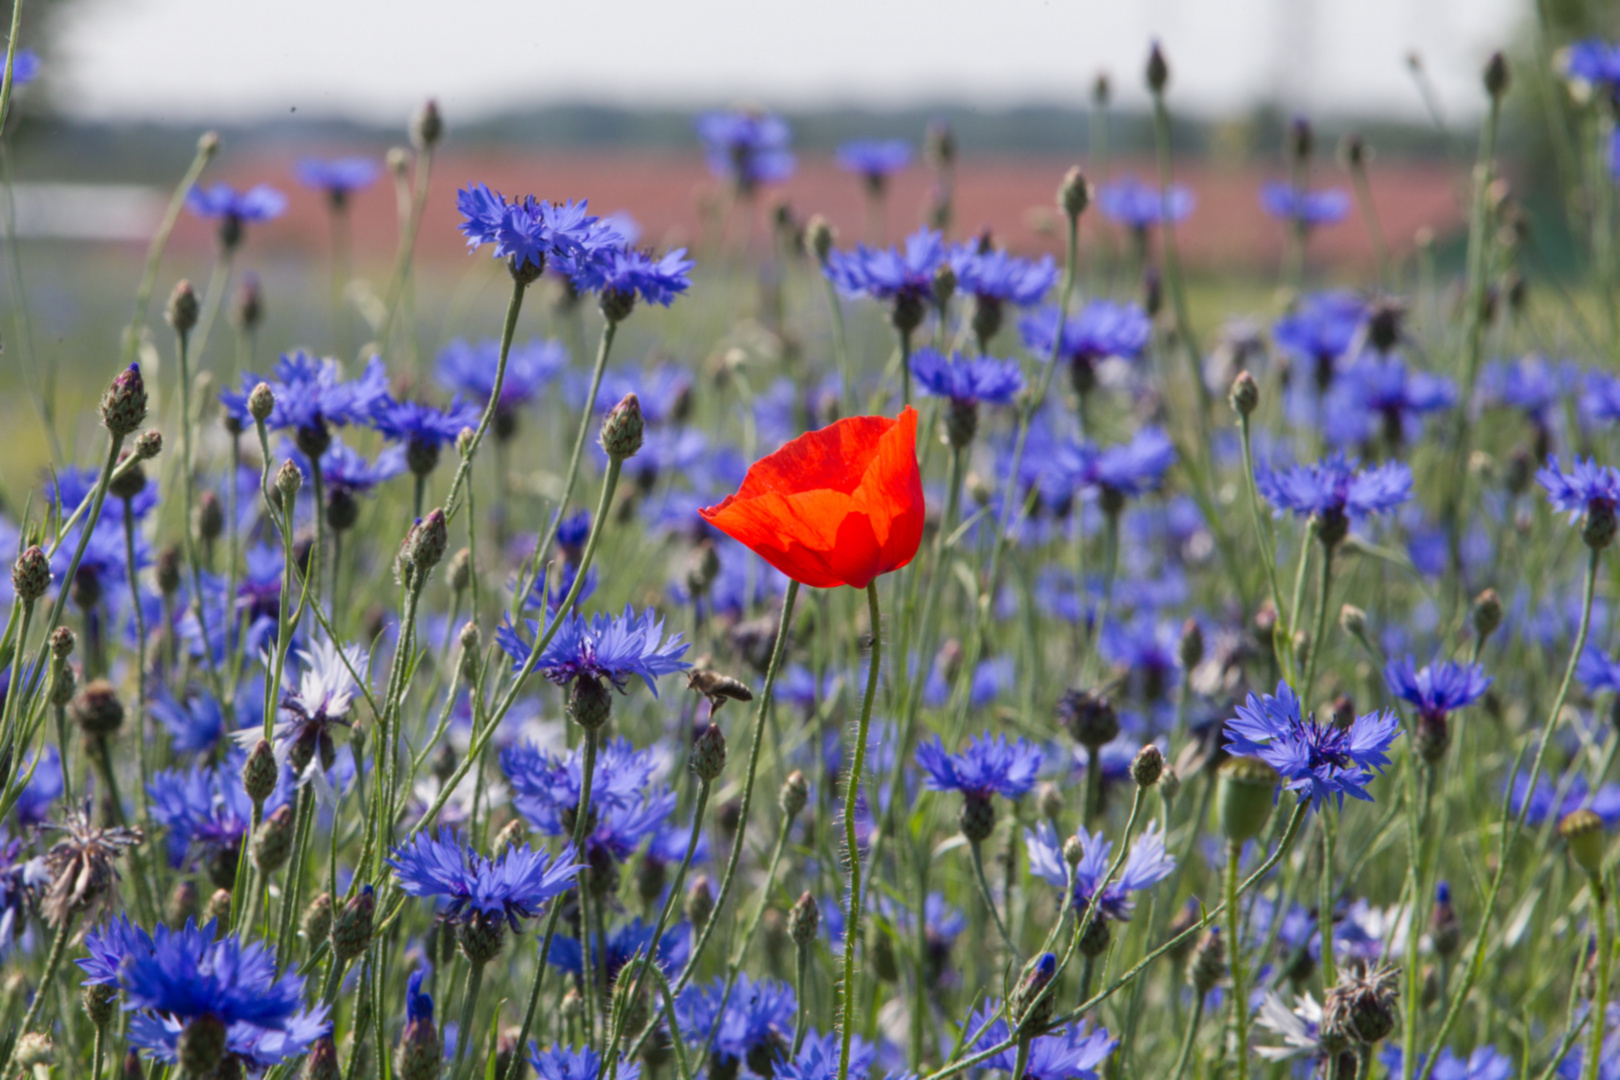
[49,0,1524,124]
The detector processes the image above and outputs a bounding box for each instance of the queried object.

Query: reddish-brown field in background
[176,152,1466,274]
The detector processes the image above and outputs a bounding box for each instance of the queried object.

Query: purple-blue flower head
[457,184,610,273]
[969,999,1118,1080]
[4,49,40,87]
[1259,183,1350,227]
[569,246,694,308]
[696,110,796,191]
[116,920,307,1029]
[836,138,913,185]
[915,733,1042,800]
[949,245,1058,309]
[148,686,228,757]
[285,438,406,498]
[1579,644,1620,695]
[1381,1045,1514,1080]
[1096,174,1193,230]
[1567,39,1620,92]
[1019,301,1152,371]
[1510,770,1620,828]
[825,227,947,309]
[1323,356,1456,447]
[1479,356,1574,425]
[1043,427,1176,510]
[187,183,288,225]
[295,157,380,201]
[1537,456,1620,523]
[530,1045,642,1080]
[1026,820,1175,921]
[547,918,689,984]
[229,350,388,445]
[148,762,285,873]
[678,973,797,1067]
[387,829,581,930]
[1384,657,1491,722]
[436,337,567,417]
[496,605,690,694]
[909,348,1024,406]
[1256,451,1412,523]
[501,736,660,828]
[371,395,480,452]
[1273,291,1365,377]
[1224,681,1401,809]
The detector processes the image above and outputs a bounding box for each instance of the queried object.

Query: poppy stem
[836,580,883,1080]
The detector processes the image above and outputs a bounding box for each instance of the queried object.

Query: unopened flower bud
[205,888,232,928]
[1036,782,1064,820]
[84,981,118,1028]
[135,429,163,460]
[411,98,443,150]
[1057,688,1118,751]
[1178,618,1203,670]
[11,545,50,603]
[1058,166,1090,220]
[400,509,449,582]
[303,892,333,946]
[1229,371,1259,416]
[101,363,149,437]
[248,382,275,423]
[1472,588,1502,643]
[1430,881,1460,959]
[1189,929,1227,994]
[1560,808,1606,875]
[1483,51,1510,99]
[689,723,728,782]
[1010,952,1058,1034]
[234,274,263,332]
[252,804,297,873]
[780,769,809,819]
[685,874,716,932]
[242,739,279,806]
[1132,744,1164,788]
[72,678,124,737]
[600,393,645,460]
[332,886,375,963]
[1218,756,1279,843]
[167,879,199,925]
[1339,604,1366,638]
[194,490,225,543]
[449,547,472,592]
[304,1036,342,1080]
[275,460,303,507]
[1145,42,1169,93]
[50,625,76,659]
[788,890,819,947]
[806,215,834,264]
[166,280,199,333]
[1063,836,1084,867]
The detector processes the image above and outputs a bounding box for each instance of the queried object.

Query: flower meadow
[8,29,1620,1080]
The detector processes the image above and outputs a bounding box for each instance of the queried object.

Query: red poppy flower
[700,406,925,589]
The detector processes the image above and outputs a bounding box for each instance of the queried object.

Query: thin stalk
[836,581,884,1080]
[1168,992,1204,1080]
[1319,814,1338,991]
[443,276,529,525]
[1303,539,1334,707]
[527,319,617,563]
[1584,872,1610,1080]
[1227,839,1250,1080]
[8,915,72,1060]
[121,134,217,368]
[449,958,486,1080]
[969,838,1017,955]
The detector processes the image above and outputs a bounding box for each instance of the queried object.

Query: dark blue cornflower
[1224,681,1401,809]
[79,913,160,985]
[825,226,948,327]
[285,438,406,502]
[387,829,581,931]
[1537,456,1620,523]
[1323,356,1456,447]
[923,656,1013,710]
[1508,770,1620,828]
[148,685,228,757]
[436,337,567,419]
[1043,428,1176,512]
[457,183,611,272]
[496,605,690,694]
[1579,644,1620,694]
[836,138,913,187]
[114,920,321,1064]
[1098,615,1180,699]
[530,1045,642,1080]
[12,746,63,827]
[148,762,286,875]
[1018,300,1152,388]
[294,157,380,201]
[1384,657,1491,723]
[968,1000,1118,1080]
[371,395,481,467]
[186,182,288,227]
[604,428,709,491]
[546,918,689,984]
[1026,820,1175,921]
[501,739,676,865]
[1567,39,1620,92]
[526,560,599,618]
[950,244,1058,310]
[1272,291,1365,385]
[909,348,1024,406]
[0,830,40,954]
[4,49,40,87]
[225,350,388,448]
[1381,1046,1514,1080]
[1478,356,1575,426]
[577,364,693,426]
[1259,183,1350,227]
[1255,451,1412,523]
[54,464,159,520]
[556,510,593,561]
[678,973,797,1071]
[776,1030,877,1080]
[915,734,1042,800]
[1096,174,1193,230]
[1557,1004,1620,1080]
[50,510,141,605]
[695,110,796,191]
[568,246,694,308]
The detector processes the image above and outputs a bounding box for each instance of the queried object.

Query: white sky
[49,0,1523,124]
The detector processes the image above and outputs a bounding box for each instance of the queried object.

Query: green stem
[1227,840,1250,1080]
[1585,873,1610,1080]
[443,275,528,525]
[1168,992,1204,1080]
[449,958,486,1080]
[969,838,1017,956]
[527,319,617,566]
[1303,540,1334,702]
[8,915,71,1059]
[1319,814,1338,991]
[836,581,883,1080]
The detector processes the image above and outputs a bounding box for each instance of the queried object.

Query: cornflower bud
[205,888,232,928]
[11,545,50,603]
[1229,370,1259,416]
[685,875,716,933]
[449,547,473,592]
[248,382,275,423]
[194,490,225,543]
[1036,782,1064,820]
[1218,756,1279,843]
[600,393,645,460]
[1472,588,1502,643]
[166,280,199,333]
[400,509,449,583]
[167,879,199,924]
[72,678,124,737]
[135,429,163,460]
[411,98,443,149]
[1062,836,1084,867]
[234,273,263,333]
[303,892,333,946]
[1010,952,1059,1035]
[304,1036,341,1080]
[1429,881,1460,959]
[1057,688,1118,751]
[1059,166,1090,220]
[275,460,303,507]
[50,625,75,659]
[806,214,834,264]
[779,769,809,819]
[1559,808,1606,875]
[1132,744,1164,788]
[1145,42,1169,93]
[242,739,279,806]
[84,981,118,1028]
[932,261,956,309]
[1178,618,1204,670]
[1483,51,1510,99]
[459,621,481,683]
[1189,929,1226,995]
[100,363,149,438]
[1339,604,1367,638]
[690,723,728,782]
[252,804,297,873]
[787,890,819,948]
[332,887,375,963]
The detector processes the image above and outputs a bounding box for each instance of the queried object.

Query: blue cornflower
[1567,39,1620,91]
[923,655,1013,710]
[1259,183,1350,227]
[12,747,63,827]
[387,829,581,931]
[1537,456,1620,523]
[4,49,40,87]
[502,737,675,863]
[1099,616,1180,699]
[776,1030,877,1080]
[1224,681,1401,809]
[950,244,1059,316]
[1096,174,1193,230]
[569,246,694,309]
[1579,644,1620,694]
[836,138,913,188]
[1019,300,1152,391]
[547,918,689,984]
[496,605,690,694]
[556,510,593,561]
[1026,820,1175,920]
[1556,1003,1620,1080]
[1384,657,1491,723]
[825,226,948,324]
[1273,291,1365,386]
[1323,356,1456,448]
[54,464,159,520]
[295,157,379,202]
[909,348,1024,406]
[582,364,694,425]
[530,1045,642,1080]
[1255,451,1412,524]
[148,762,286,876]
[370,396,481,475]
[968,1000,1118,1080]
[1478,356,1574,426]
[678,973,796,1071]
[187,183,287,248]
[0,830,40,954]
[1508,771,1620,828]
[608,427,709,491]
[915,734,1042,800]
[286,438,406,499]
[436,337,567,423]
[1382,1045,1514,1080]
[225,350,388,450]
[457,183,610,273]
[114,920,320,1070]
[527,560,599,618]
[1043,428,1176,512]
[148,686,228,757]
[695,110,795,192]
